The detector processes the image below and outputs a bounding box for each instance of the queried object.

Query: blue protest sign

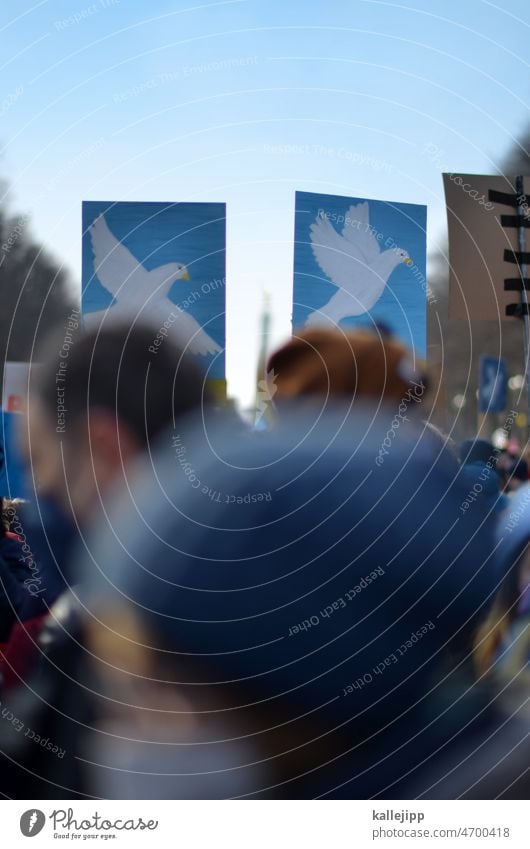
[0,412,27,498]
[293,191,427,355]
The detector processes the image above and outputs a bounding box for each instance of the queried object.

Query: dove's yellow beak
[404,257,413,266]
[182,272,190,280]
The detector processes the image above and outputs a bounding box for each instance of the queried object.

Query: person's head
[474,485,530,675]
[0,497,25,536]
[25,320,207,521]
[267,326,429,415]
[459,438,497,468]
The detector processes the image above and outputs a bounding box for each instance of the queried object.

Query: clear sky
[1,0,529,406]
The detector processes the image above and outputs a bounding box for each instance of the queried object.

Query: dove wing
[310,213,371,289]
[89,214,144,297]
[340,202,381,264]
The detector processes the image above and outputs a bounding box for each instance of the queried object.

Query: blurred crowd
[0,319,529,799]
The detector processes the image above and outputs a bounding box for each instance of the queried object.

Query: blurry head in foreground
[81,408,503,799]
[25,320,207,521]
[267,326,429,415]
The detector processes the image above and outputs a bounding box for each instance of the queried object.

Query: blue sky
[1,0,529,405]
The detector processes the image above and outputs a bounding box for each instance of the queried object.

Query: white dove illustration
[305,201,413,327]
[85,214,221,357]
